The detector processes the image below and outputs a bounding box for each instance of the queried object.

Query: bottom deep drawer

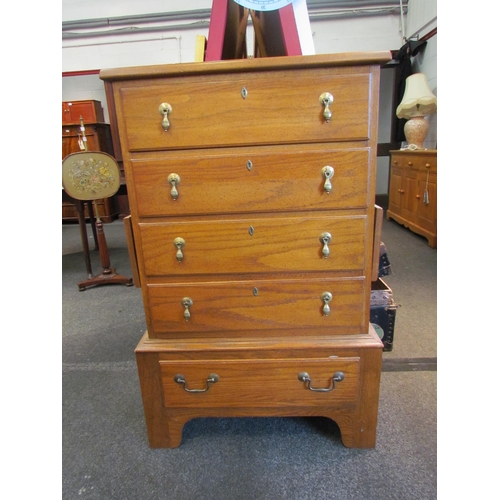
[159,357,360,408]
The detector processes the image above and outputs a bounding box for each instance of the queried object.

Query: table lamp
[396,73,437,150]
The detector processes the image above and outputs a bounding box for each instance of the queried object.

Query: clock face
[233,0,294,12]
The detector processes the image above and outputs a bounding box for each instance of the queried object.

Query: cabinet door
[62,131,81,159]
[62,125,114,159]
[68,101,94,123]
[416,173,437,232]
[388,166,402,214]
[62,103,69,124]
[399,169,419,224]
[62,128,98,158]
[62,101,104,124]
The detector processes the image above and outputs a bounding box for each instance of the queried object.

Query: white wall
[411,34,437,149]
[394,0,437,150]
[406,0,437,40]
[62,75,111,122]
[62,0,213,22]
[62,2,405,70]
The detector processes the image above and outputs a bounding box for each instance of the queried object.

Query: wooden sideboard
[101,51,391,449]
[386,149,437,247]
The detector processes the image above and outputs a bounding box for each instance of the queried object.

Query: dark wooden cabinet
[62,122,119,223]
[62,100,104,125]
[62,123,113,160]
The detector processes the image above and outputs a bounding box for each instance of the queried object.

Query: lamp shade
[396,73,437,119]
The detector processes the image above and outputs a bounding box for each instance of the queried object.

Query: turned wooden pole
[94,201,112,275]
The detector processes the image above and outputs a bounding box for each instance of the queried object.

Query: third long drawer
[138,215,368,278]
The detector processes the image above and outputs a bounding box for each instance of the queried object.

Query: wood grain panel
[147,278,365,334]
[119,69,371,151]
[139,215,366,277]
[101,52,390,448]
[160,357,360,408]
[131,147,370,217]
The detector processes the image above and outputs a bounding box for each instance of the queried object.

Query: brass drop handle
[319,92,334,122]
[174,237,185,262]
[182,297,193,321]
[159,102,173,131]
[321,291,333,316]
[298,371,344,392]
[168,173,181,200]
[174,373,219,393]
[321,166,334,193]
[320,232,332,258]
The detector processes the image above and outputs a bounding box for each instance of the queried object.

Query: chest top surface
[100,52,392,82]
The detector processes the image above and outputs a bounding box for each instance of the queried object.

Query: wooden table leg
[78,210,133,291]
[86,201,99,251]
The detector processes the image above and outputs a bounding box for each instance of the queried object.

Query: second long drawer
[130,148,371,217]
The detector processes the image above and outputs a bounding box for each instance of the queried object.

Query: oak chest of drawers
[100,52,391,448]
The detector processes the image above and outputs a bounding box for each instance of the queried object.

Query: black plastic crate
[370,278,397,352]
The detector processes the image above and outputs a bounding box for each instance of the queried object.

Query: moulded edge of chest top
[99,52,392,82]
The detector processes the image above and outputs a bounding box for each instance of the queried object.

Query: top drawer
[118,68,372,151]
